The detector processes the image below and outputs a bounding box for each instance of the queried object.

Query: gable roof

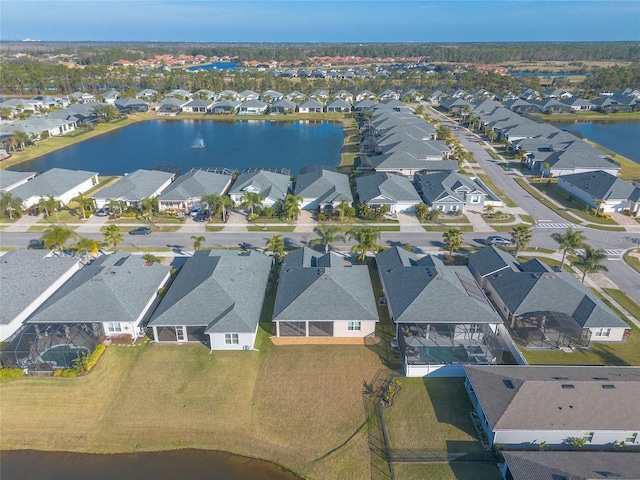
[229,170,290,202]
[0,170,37,192]
[26,252,170,325]
[282,247,345,269]
[10,168,97,200]
[92,169,174,202]
[294,168,352,204]
[559,170,640,202]
[468,246,519,279]
[158,168,233,202]
[465,365,640,431]
[416,171,487,205]
[149,250,271,334]
[356,173,421,205]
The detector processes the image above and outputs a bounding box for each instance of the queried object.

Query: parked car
[189,207,200,217]
[193,209,211,222]
[487,235,511,246]
[95,207,109,217]
[129,227,152,235]
[28,207,40,216]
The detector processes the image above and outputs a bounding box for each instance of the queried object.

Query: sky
[2,0,639,43]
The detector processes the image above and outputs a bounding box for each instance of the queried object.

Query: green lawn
[394,462,501,480]
[602,288,640,320]
[624,253,640,274]
[247,225,296,232]
[424,226,474,232]
[513,178,582,223]
[476,173,515,207]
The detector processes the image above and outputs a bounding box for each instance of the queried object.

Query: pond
[1,450,301,480]
[10,119,344,176]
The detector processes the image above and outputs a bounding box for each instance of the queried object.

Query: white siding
[333,320,376,338]
[209,332,256,350]
[494,429,636,448]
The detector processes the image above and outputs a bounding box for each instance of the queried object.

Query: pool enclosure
[509,311,590,349]
[0,323,103,371]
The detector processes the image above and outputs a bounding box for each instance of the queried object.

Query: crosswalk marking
[535,223,581,229]
[575,249,624,257]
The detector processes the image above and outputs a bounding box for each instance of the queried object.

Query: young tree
[103,224,124,251]
[511,224,532,259]
[347,227,381,263]
[139,197,158,218]
[71,192,94,220]
[265,234,285,262]
[442,227,464,258]
[279,194,303,221]
[0,191,23,221]
[239,191,265,216]
[574,246,609,283]
[334,199,353,222]
[141,253,162,265]
[310,224,345,253]
[38,195,59,218]
[74,236,103,263]
[40,225,77,254]
[414,203,431,222]
[550,227,586,268]
[191,235,206,251]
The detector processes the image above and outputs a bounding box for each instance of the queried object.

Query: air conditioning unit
[242,345,250,351]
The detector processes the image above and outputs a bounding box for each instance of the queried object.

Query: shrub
[0,367,24,381]
[84,343,107,371]
[247,213,259,221]
[317,214,326,221]
[60,368,79,378]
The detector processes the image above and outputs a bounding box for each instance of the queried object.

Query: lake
[10,120,344,176]
[0,450,301,480]
[550,120,640,165]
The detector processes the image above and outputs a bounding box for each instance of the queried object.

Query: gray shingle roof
[10,168,98,200]
[93,169,174,203]
[0,170,37,192]
[149,250,271,334]
[294,168,352,204]
[559,170,640,202]
[465,365,640,431]
[468,246,519,279]
[158,169,232,202]
[273,252,378,323]
[26,252,170,325]
[0,250,79,326]
[356,173,421,205]
[282,247,345,269]
[229,170,289,202]
[503,451,640,480]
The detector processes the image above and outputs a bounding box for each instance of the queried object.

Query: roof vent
[602,384,616,389]
[561,384,575,389]
[503,379,515,389]
[592,377,609,380]
[553,376,569,380]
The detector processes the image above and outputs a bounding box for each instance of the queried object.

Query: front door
[176,326,186,342]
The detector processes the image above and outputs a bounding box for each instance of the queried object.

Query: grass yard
[383,378,483,454]
[624,252,640,274]
[424,225,474,232]
[602,288,640,320]
[476,173,515,207]
[513,178,582,223]
[394,462,501,480]
[247,225,296,232]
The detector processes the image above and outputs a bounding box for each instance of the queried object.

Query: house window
[469,324,482,333]
[347,321,361,331]
[225,333,239,345]
[583,432,594,443]
[470,196,480,204]
[106,322,122,333]
[594,328,611,337]
[626,433,638,444]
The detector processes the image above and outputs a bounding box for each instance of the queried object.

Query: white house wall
[493,429,638,449]
[405,362,467,377]
[333,320,376,338]
[558,178,629,213]
[209,332,256,350]
[588,326,628,342]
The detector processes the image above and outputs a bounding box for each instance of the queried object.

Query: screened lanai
[510,311,590,349]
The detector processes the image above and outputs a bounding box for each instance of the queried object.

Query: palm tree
[442,227,464,258]
[74,236,103,263]
[40,225,77,254]
[550,227,586,268]
[347,227,381,263]
[574,246,609,283]
[11,131,29,151]
[71,192,94,220]
[139,197,157,218]
[191,235,206,251]
[414,203,430,222]
[0,191,23,221]
[511,224,532,259]
[310,224,345,253]
[141,253,161,265]
[334,199,352,222]
[103,225,124,251]
[265,234,285,262]
[239,191,265,216]
[107,198,125,216]
[38,195,59,218]
[280,194,303,221]
[202,193,233,222]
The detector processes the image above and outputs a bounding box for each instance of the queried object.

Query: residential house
[325,98,352,113]
[377,248,504,377]
[501,451,640,480]
[285,90,306,103]
[309,89,330,102]
[465,365,640,449]
[356,90,377,102]
[228,169,290,207]
[1,251,171,371]
[158,168,234,212]
[237,90,260,102]
[10,168,98,209]
[114,97,150,113]
[92,169,176,209]
[562,97,595,111]
[136,89,158,100]
[101,90,120,105]
[269,98,297,115]
[69,92,97,103]
[260,90,283,102]
[355,172,422,214]
[334,90,354,103]
[218,90,239,100]
[148,250,271,350]
[272,248,378,339]
[0,250,80,342]
[297,99,324,113]
[558,170,640,216]
[414,171,500,212]
[181,99,213,113]
[165,89,192,100]
[294,166,353,211]
[0,170,37,193]
[156,98,187,116]
[238,99,268,115]
[210,99,241,114]
[479,253,631,346]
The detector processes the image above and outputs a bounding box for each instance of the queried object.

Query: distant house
[101,90,120,105]
[260,90,283,102]
[181,99,213,113]
[0,250,81,342]
[377,247,503,377]
[92,169,176,209]
[114,97,149,113]
[237,90,260,102]
[269,98,296,115]
[465,365,640,449]
[272,248,379,339]
[156,98,187,116]
[294,167,353,211]
[325,98,352,113]
[148,250,271,350]
[210,99,240,114]
[297,99,323,113]
[0,251,171,371]
[10,168,98,209]
[158,168,234,212]
[69,91,97,104]
[355,172,422,214]
[502,451,640,480]
[558,170,640,216]
[136,89,158,100]
[228,169,290,207]
[238,99,268,115]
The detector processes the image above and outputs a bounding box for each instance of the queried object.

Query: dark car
[95,208,109,217]
[28,207,40,216]
[487,235,511,246]
[129,227,152,235]
[193,209,211,222]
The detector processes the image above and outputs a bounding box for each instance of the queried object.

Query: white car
[487,236,512,247]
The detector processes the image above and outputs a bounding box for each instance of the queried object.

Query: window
[469,324,482,334]
[347,321,361,331]
[106,322,122,333]
[626,433,638,444]
[470,195,480,203]
[583,432,594,443]
[594,328,611,337]
[225,333,239,345]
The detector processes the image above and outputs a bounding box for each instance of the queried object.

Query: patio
[510,311,590,349]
